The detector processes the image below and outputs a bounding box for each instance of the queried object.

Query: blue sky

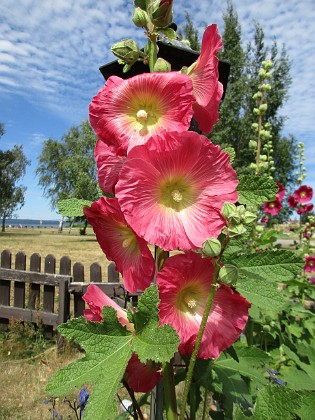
[1,0,314,220]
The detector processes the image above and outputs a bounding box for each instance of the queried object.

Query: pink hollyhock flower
[288,195,298,209]
[304,255,315,273]
[297,203,314,215]
[186,24,223,133]
[260,216,269,224]
[276,182,286,201]
[83,285,161,393]
[115,131,238,251]
[124,353,162,393]
[264,198,282,215]
[293,185,313,204]
[89,72,194,153]
[309,277,315,285]
[83,284,131,329]
[94,139,126,195]
[157,252,250,359]
[83,197,155,293]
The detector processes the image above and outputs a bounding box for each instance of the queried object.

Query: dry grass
[0,227,111,277]
[0,343,82,419]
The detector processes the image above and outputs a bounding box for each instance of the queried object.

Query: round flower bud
[229,224,247,238]
[243,211,256,225]
[202,238,222,258]
[153,57,171,72]
[258,69,267,78]
[263,325,271,333]
[219,264,238,286]
[260,154,267,162]
[256,225,263,233]
[259,104,268,112]
[221,202,237,221]
[111,39,140,65]
[132,7,149,27]
[249,140,257,149]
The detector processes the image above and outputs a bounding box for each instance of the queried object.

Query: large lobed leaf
[132,285,180,363]
[46,315,132,420]
[230,250,304,283]
[237,175,278,205]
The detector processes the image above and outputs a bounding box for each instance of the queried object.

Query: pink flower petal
[116,131,238,250]
[82,284,129,328]
[83,197,155,293]
[89,72,195,153]
[276,182,286,201]
[157,252,250,359]
[293,185,313,204]
[264,198,282,215]
[94,139,126,195]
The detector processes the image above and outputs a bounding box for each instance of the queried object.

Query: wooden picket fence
[0,249,132,344]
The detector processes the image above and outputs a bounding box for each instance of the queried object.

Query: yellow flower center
[309,261,314,266]
[159,177,196,211]
[301,192,306,197]
[176,283,207,316]
[269,203,275,208]
[119,226,138,254]
[136,109,148,122]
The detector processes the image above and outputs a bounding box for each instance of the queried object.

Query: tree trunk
[2,212,6,232]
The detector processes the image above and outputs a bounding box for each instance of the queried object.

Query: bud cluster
[221,202,256,237]
[250,60,274,175]
[112,1,175,73]
[295,142,307,185]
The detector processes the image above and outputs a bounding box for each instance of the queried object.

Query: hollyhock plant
[288,195,298,209]
[83,197,155,293]
[115,130,238,251]
[89,72,195,153]
[276,182,286,201]
[94,139,126,195]
[83,285,161,393]
[185,24,223,133]
[304,255,315,273]
[156,252,250,359]
[293,185,313,204]
[264,198,282,215]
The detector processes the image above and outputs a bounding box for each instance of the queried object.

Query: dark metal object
[99,39,230,99]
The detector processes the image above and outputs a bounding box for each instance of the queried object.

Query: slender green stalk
[147,33,158,72]
[163,359,178,420]
[179,262,221,420]
[201,388,208,420]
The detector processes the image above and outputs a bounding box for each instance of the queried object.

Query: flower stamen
[136,109,148,122]
[171,189,183,202]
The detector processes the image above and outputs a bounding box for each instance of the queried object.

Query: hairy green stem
[163,359,178,420]
[147,33,158,72]
[179,262,220,420]
[201,388,208,420]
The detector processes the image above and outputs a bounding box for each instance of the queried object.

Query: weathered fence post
[0,249,11,330]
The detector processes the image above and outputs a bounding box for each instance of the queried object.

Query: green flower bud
[262,60,273,70]
[258,69,266,78]
[229,224,247,238]
[111,39,140,65]
[221,202,237,221]
[252,123,259,130]
[219,264,238,286]
[260,154,267,162]
[243,211,256,224]
[249,163,257,170]
[132,7,149,27]
[263,325,271,333]
[270,321,276,328]
[153,57,171,72]
[148,0,173,28]
[265,71,271,79]
[253,92,262,100]
[202,238,222,258]
[253,107,260,115]
[259,103,268,112]
[256,225,263,233]
[249,140,257,149]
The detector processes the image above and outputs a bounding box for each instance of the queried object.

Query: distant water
[6,219,62,228]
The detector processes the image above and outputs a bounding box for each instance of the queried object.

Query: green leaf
[237,175,278,205]
[132,285,180,363]
[57,197,92,217]
[253,385,301,420]
[280,365,315,391]
[214,345,270,385]
[236,276,287,310]
[46,317,133,419]
[282,345,315,380]
[230,250,304,283]
[295,391,315,420]
[258,229,278,245]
